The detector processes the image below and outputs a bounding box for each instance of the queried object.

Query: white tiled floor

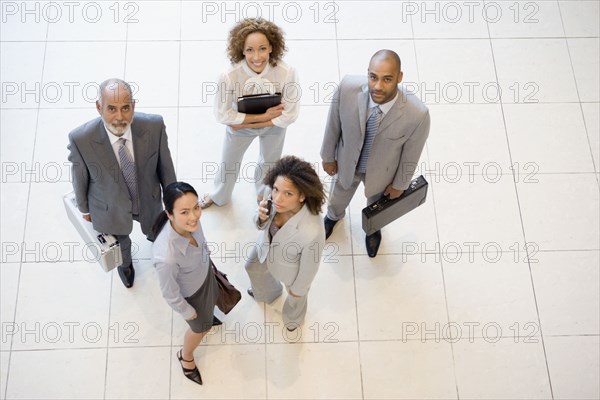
[1,1,599,399]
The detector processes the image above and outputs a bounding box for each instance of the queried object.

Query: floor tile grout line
[408,0,420,85]
[12,248,600,269]
[486,4,557,397]
[174,0,183,188]
[349,228,365,400]
[2,17,50,400]
[412,6,461,398]
[333,0,341,83]
[536,2,592,397]
[423,143,460,400]
[3,100,599,112]
[166,3,184,398]
[6,329,598,353]
[3,35,600,44]
[263,301,269,400]
[486,1,558,397]
[330,7,366,398]
[5,170,600,183]
[556,0,600,183]
[102,268,114,400]
[168,310,175,400]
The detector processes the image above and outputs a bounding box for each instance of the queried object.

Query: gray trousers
[115,234,132,268]
[326,172,382,222]
[245,247,308,327]
[115,215,147,268]
[211,126,286,206]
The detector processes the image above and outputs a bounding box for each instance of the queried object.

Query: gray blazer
[320,75,430,197]
[253,205,326,297]
[67,112,176,235]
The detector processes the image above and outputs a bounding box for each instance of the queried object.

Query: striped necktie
[357,106,383,173]
[118,138,139,215]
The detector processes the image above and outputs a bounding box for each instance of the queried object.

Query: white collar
[368,90,399,115]
[241,59,271,78]
[103,122,133,145]
[167,220,204,256]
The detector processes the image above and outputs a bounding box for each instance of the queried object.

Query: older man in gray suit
[321,50,430,257]
[68,78,176,287]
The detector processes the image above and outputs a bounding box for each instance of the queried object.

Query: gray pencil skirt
[184,271,219,333]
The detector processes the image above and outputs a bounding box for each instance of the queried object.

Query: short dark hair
[227,18,287,66]
[263,156,325,215]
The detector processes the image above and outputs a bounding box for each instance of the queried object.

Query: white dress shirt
[368,91,399,118]
[214,60,300,128]
[103,123,135,165]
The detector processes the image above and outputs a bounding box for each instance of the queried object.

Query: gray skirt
[184,270,219,333]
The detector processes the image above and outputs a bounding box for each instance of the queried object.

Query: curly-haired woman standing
[245,156,326,331]
[201,18,300,209]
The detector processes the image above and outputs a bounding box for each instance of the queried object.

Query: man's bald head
[367,50,403,104]
[97,78,133,106]
[369,50,401,75]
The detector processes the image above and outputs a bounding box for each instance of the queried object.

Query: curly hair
[264,156,326,215]
[226,18,287,66]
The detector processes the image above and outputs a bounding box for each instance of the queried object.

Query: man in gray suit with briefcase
[321,50,430,257]
[68,78,176,287]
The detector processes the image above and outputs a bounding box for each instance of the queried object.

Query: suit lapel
[131,118,149,173]
[378,89,405,134]
[271,206,308,246]
[357,85,370,138]
[90,121,121,176]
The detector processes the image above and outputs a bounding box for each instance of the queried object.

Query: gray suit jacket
[67,112,176,236]
[321,75,430,197]
[253,205,326,297]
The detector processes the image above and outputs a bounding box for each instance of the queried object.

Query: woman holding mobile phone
[245,156,326,331]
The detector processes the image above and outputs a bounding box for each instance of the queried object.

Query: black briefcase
[237,92,282,114]
[362,175,428,236]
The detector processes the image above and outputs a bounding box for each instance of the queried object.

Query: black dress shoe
[117,263,135,288]
[177,349,202,385]
[324,216,338,240]
[212,316,222,326]
[365,230,382,258]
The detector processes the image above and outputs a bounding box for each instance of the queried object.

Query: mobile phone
[265,199,273,215]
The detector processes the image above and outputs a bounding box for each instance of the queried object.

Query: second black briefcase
[237,92,282,114]
[362,175,428,236]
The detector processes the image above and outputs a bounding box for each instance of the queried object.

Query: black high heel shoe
[177,349,203,385]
